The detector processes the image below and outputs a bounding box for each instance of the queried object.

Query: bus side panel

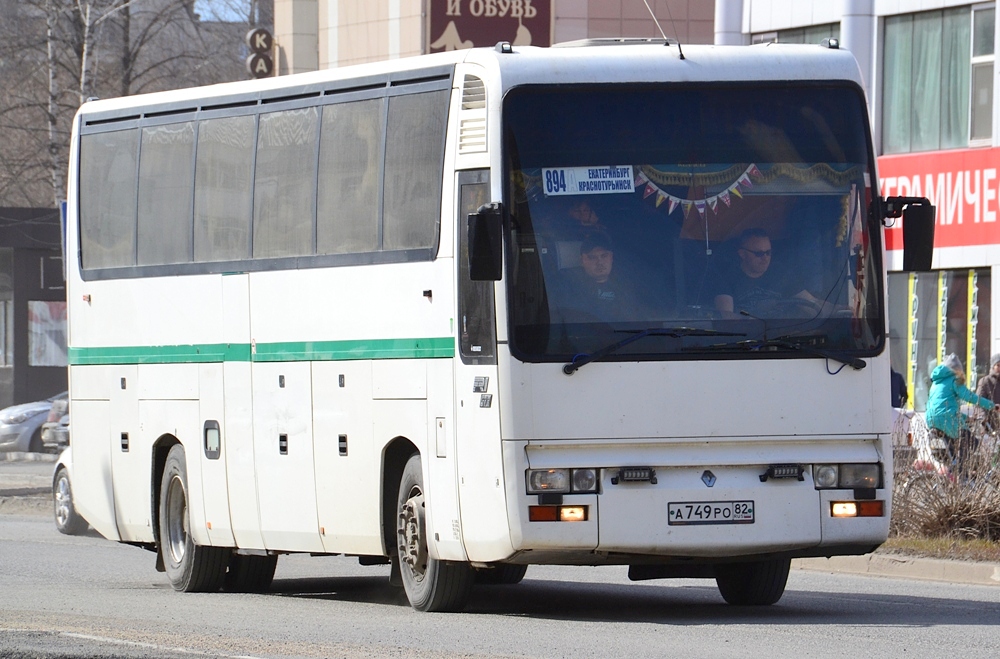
[313,360,382,555]
[252,361,324,552]
[109,365,149,542]
[425,358,466,561]
[223,360,264,549]
[68,394,120,541]
[455,364,515,562]
[137,398,203,544]
[199,362,236,547]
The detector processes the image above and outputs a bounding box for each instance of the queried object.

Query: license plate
[667,500,755,525]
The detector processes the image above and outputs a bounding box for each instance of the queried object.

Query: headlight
[526,469,569,494]
[1,410,39,425]
[570,468,598,493]
[814,465,838,488]
[839,463,880,488]
[813,463,881,489]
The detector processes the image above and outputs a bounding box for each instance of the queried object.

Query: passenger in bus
[555,230,638,323]
[713,228,836,318]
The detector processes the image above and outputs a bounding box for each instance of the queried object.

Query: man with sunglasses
[713,228,830,318]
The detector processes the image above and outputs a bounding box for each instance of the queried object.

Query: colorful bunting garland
[634,164,761,217]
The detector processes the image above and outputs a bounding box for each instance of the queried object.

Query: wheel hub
[165,474,188,564]
[397,489,427,577]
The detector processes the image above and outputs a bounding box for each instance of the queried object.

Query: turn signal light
[528,505,588,522]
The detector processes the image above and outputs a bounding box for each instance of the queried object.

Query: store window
[882,6,994,154]
[888,269,992,411]
[752,23,839,45]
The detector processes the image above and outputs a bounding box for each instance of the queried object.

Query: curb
[795,554,1000,587]
[0,452,59,463]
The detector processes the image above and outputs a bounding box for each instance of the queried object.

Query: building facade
[272,0,717,73]
[714,0,999,410]
[0,208,66,407]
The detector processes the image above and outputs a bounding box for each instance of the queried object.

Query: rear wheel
[396,454,474,611]
[159,444,228,592]
[224,554,278,593]
[715,558,791,605]
[53,467,88,536]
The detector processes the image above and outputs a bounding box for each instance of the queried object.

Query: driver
[713,228,832,317]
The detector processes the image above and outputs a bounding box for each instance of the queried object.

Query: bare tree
[0,0,262,209]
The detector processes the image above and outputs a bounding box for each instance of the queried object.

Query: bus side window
[458,171,496,365]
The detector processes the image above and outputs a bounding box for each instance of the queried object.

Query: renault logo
[701,470,717,487]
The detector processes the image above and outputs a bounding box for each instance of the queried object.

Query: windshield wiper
[563,327,747,375]
[691,335,866,371]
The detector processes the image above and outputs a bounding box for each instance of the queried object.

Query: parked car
[41,414,70,452]
[0,391,68,453]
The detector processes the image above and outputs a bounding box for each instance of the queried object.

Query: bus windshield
[503,83,882,364]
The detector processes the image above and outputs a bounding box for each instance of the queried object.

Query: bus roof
[75,41,864,119]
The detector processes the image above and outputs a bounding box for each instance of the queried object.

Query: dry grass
[878,536,1000,563]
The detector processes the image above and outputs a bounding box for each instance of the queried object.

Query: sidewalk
[796,553,1000,587]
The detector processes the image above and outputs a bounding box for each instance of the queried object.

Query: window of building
[888,269,991,411]
[882,6,994,154]
[751,23,839,45]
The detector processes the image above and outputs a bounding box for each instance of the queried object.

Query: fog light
[571,468,598,493]
[839,463,880,488]
[527,469,569,494]
[814,465,839,489]
[831,501,857,517]
[559,506,587,522]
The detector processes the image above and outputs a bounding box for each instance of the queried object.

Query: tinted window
[317,99,381,255]
[383,90,448,251]
[194,115,255,262]
[253,107,318,258]
[80,129,139,269]
[137,123,195,265]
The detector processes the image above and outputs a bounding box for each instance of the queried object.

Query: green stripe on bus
[68,337,454,365]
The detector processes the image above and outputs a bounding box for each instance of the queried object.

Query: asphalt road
[3,498,1000,659]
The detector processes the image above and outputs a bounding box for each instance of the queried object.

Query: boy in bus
[713,228,834,318]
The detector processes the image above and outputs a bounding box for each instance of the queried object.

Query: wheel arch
[151,434,182,550]
[381,436,419,555]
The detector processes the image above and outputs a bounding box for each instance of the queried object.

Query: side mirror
[884,196,935,272]
[468,202,503,281]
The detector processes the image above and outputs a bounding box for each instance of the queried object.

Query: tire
[29,428,43,453]
[715,558,791,606]
[224,554,278,593]
[158,444,228,592]
[396,454,474,612]
[53,467,88,536]
[475,563,528,585]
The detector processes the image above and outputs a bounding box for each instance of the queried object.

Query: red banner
[880,147,1000,251]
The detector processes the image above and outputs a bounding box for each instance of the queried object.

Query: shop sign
[881,147,1000,250]
[428,0,552,52]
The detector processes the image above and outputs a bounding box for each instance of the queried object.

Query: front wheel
[396,454,474,612]
[159,444,229,592]
[715,558,790,605]
[53,467,88,536]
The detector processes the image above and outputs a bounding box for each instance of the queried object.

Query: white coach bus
[59,39,934,611]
